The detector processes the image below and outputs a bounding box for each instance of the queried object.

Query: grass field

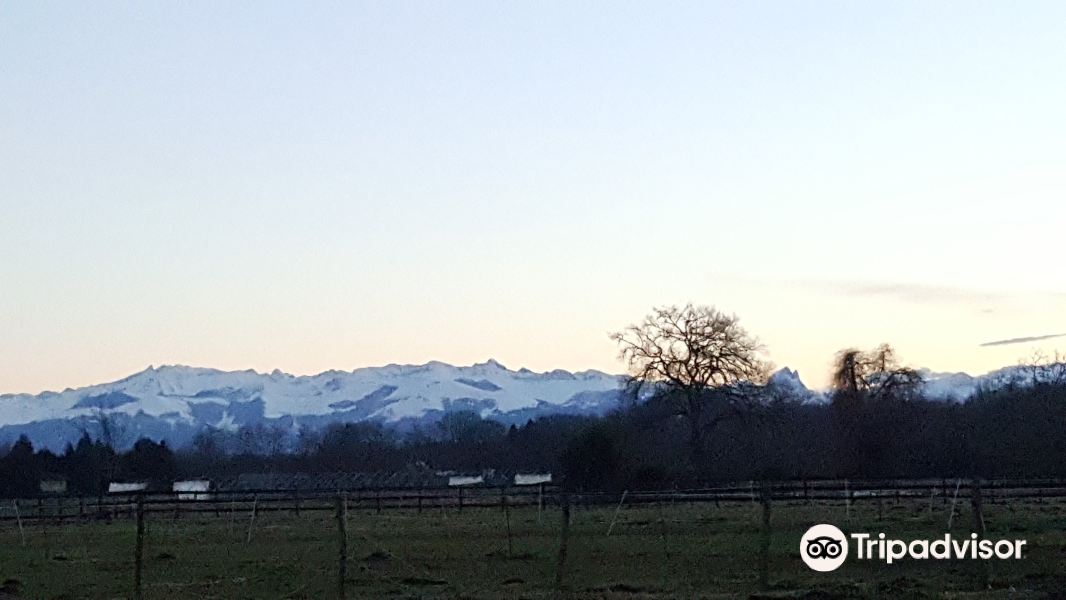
[1,497,1065,599]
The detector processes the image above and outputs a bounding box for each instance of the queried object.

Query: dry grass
[1,497,1064,598]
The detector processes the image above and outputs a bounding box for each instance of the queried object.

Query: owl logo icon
[800,524,849,571]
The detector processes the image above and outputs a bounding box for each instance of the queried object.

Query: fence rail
[4,477,1066,522]
[3,477,1064,598]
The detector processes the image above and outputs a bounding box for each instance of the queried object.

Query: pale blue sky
[3,2,1065,393]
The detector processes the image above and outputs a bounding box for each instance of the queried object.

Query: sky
[2,2,1065,395]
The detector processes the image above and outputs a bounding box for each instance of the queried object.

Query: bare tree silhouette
[831,344,922,402]
[611,304,771,467]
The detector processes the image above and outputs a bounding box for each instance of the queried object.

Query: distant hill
[2,359,1062,450]
[0,360,624,450]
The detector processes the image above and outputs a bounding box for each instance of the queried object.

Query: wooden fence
[4,477,1066,522]
[2,477,1061,598]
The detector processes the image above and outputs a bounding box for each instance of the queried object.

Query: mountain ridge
[2,360,1062,451]
[0,360,626,451]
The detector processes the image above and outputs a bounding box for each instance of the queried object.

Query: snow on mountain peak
[0,361,628,450]
[766,367,817,401]
[3,359,1062,451]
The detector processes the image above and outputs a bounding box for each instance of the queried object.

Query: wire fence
[5,477,1066,522]
[2,477,1065,598]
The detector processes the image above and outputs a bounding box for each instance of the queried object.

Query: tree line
[1,304,1064,496]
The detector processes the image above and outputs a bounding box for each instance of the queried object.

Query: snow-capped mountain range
[0,360,624,450]
[1,360,1062,450]
[766,363,1066,403]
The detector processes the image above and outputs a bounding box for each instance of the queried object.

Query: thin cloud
[805,280,1004,305]
[718,274,1065,308]
[980,333,1066,347]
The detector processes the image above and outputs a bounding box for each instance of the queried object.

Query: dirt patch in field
[0,578,21,598]
[749,586,879,600]
[397,576,447,586]
[484,550,536,560]
[586,582,662,596]
[363,550,393,563]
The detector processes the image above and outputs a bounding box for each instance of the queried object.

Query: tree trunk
[689,419,704,468]
[687,392,705,471]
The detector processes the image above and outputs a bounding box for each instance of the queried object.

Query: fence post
[845,479,852,521]
[246,494,259,543]
[971,478,986,532]
[555,493,571,591]
[13,500,25,546]
[947,479,962,530]
[134,494,145,600]
[458,487,464,513]
[606,490,628,537]
[538,483,544,525]
[229,497,236,534]
[503,495,513,558]
[336,495,348,600]
[759,482,772,590]
[657,496,670,562]
[971,479,989,589]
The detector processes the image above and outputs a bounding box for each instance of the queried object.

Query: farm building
[38,477,68,495]
[440,468,511,487]
[514,473,551,486]
[107,482,147,494]
[173,479,212,500]
[447,475,483,487]
[207,468,542,492]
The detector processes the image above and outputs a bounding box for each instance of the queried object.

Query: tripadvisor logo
[800,524,1026,572]
[800,524,849,572]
